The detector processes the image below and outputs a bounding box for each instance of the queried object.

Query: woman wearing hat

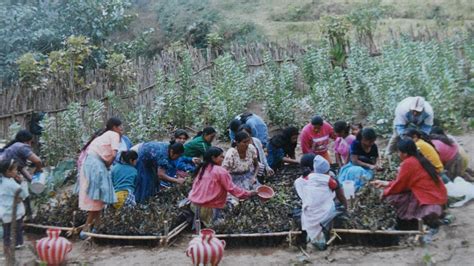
[386,96,434,156]
[299,116,336,163]
[295,154,347,249]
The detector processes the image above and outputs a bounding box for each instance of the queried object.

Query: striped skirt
[386,192,443,220]
[230,171,260,191]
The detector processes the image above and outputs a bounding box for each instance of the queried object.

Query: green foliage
[7,122,21,141]
[349,0,385,37]
[36,37,471,164]
[39,114,62,166]
[16,53,45,90]
[301,43,332,87]
[311,67,354,123]
[0,0,133,85]
[156,0,220,48]
[203,54,251,134]
[106,52,135,83]
[257,53,299,127]
[47,36,94,88]
[321,15,351,68]
[113,28,159,59]
[40,101,106,166]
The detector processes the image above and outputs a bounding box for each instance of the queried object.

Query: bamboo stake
[162,220,169,246]
[24,223,75,232]
[204,231,303,238]
[166,222,189,241]
[167,222,188,237]
[326,231,341,246]
[82,232,166,240]
[332,229,424,235]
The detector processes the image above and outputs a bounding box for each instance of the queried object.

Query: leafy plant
[0,0,133,86]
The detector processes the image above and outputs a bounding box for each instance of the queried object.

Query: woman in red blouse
[371,139,447,228]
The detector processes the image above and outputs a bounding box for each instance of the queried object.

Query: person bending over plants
[188,147,256,227]
[77,117,123,236]
[371,139,447,231]
[337,128,382,191]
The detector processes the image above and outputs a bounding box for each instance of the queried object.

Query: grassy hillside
[209,0,474,43]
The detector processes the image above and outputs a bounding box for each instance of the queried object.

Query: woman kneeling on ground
[239,124,274,183]
[111,150,138,209]
[337,128,382,191]
[223,131,259,190]
[371,139,447,229]
[295,154,347,250]
[188,147,257,226]
[430,127,473,181]
[333,121,356,168]
[266,126,299,170]
[405,129,448,183]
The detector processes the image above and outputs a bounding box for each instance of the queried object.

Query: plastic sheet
[446,177,474,207]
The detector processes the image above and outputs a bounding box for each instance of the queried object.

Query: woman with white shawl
[294,154,347,249]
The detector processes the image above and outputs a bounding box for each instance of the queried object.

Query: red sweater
[383,156,447,205]
[188,165,251,209]
[299,121,336,155]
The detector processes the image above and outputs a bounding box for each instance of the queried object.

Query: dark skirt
[386,192,443,220]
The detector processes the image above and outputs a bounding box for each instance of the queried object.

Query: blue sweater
[111,162,138,193]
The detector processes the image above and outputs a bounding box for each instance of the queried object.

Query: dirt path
[3,134,474,265]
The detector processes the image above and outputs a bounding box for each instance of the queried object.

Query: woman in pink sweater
[188,147,256,226]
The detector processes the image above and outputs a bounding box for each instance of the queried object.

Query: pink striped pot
[36,229,72,265]
[186,229,226,266]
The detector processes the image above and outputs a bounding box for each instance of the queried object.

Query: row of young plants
[29,36,472,166]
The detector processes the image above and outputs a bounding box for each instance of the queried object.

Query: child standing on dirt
[0,157,29,254]
[111,150,139,209]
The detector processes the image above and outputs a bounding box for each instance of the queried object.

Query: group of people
[0,96,471,252]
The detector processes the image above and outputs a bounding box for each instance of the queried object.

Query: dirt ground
[2,133,474,265]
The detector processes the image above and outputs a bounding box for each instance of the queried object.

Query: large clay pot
[36,228,72,265]
[186,228,226,266]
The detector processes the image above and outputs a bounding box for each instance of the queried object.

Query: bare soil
[2,134,474,265]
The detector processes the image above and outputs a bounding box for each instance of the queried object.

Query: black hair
[282,126,299,158]
[356,128,377,142]
[269,135,285,148]
[169,142,185,155]
[397,139,440,184]
[170,129,189,144]
[334,121,350,135]
[430,126,445,135]
[351,123,363,130]
[1,130,34,151]
[311,116,324,126]
[106,117,122,131]
[300,154,316,176]
[429,126,454,146]
[229,119,242,133]
[196,147,224,181]
[231,131,250,148]
[120,150,138,165]
[81,117,122,151]
[238,124,252,136]
[282,126,299,139]
[0,157,16,175]
[405,128,436,149]
[195,126,217,139]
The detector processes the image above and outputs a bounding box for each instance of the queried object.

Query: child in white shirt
[0,157,28,253]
